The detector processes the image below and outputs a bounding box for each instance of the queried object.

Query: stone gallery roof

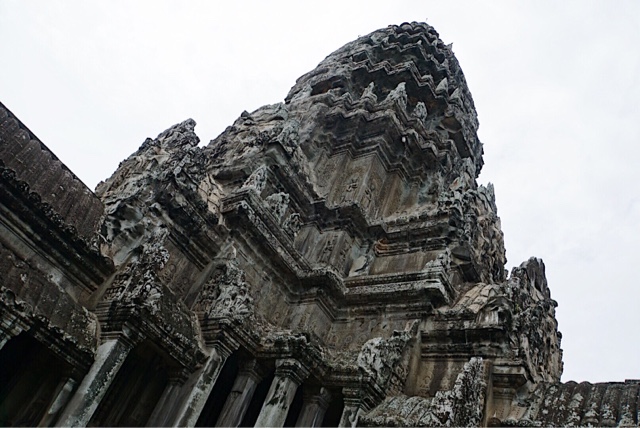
[0,101,105,241]
[500,380,640,427]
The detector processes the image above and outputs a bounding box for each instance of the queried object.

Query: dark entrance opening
[321,390,344,427]
[88,340,170,427]
[283,383,304,426]
[239,370,275,427]
[196,351,239,426]
[0,332,73,426]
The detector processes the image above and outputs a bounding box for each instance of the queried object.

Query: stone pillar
[295,386,332,427]
[145,368,190,427]
[38,376,78,427]
[254,359,310,428]
[488,365,528,425]
[171,340,236,427]
[0,312,27,350]
[338,388,364,428]
[215,358,265,427]
[55,331,139,427]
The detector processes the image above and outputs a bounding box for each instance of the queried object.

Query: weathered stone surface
[494,380,640,427]
[360,357,489,427]
[0,20,638,427]
[0,102,105,242]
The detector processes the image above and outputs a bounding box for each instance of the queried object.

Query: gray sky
[1,0,639,383]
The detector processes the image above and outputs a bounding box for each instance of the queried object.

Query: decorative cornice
[0,163,114,290]
[274,358,311,386]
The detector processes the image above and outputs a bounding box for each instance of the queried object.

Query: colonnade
[0,329,357,427]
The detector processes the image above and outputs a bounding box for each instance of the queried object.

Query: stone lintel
[200,319,255,356]
[341,386,366,407]
[238,357,269,380]
[100,322,145,348]
[0,293,96,371]
[338,380,388,427]
[274,358,311,385]
[99,301,207,373]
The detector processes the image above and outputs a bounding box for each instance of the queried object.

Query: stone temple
[1,22,638,427]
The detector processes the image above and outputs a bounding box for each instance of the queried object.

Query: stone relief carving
[468,257,562,384]
[441,181,506,284]
[341,176,359,203]
[195,260,253,323]
[241,165,268,194]
[264,192,290,223]
[361,82,378,103]
[360,358,489,427]
[384,82,408,109]
[413,101,428,123]
[282,212,302,237]
[362,183,375,211]
[321,234,337,263]
[423,357,487,427]
[104,231,169,314]
[357,321,418,389]
[315,157,335,190]
[423,248,452,272]
[503,258,563,383]
[276,118,300,154]
[435,77,448,95]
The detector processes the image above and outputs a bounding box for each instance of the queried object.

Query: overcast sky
[1,0,639,383]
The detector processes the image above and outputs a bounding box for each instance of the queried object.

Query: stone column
[38,376,78,427]
[295,386,332,427]
[338,388,364,428]
[0,312,27,350]
[215,358,265,427]
[171,340,236,427]
[254,359,310,428]
[55,330,139,427]
[145,368,189,427]
[488,365,528,425]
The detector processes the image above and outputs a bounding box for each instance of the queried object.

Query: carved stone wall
[0,22,638,428]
